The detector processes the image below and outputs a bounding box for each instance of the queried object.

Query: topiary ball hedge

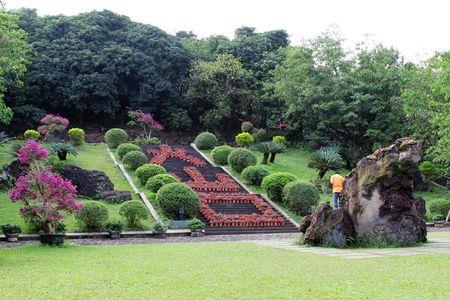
[227,148,257,173]
[145,174,179,193]
[68,128,85,146]
[117,143,141,160]
[119,200,149,228]
[75,201,109,232]
[122,150,147,170]
[235,132,254,148]
[241,121,253,133]
[24,129,40,141]
[283,181,320,215]
[261,172,297,202]
[429,199,450,218]
[105,128,128,148]
[241,165,270,186]
[157,183,200,219]
[194,132,218,150]
[211,145,234,165]
[135,163,167,185]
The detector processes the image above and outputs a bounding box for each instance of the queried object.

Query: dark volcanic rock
[101,190,132,203]
[58,164,114,199]
[302,138,427,247]
[4,160,29,179]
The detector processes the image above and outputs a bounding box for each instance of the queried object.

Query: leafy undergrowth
[0,241,449,299]
[0,143,154,232]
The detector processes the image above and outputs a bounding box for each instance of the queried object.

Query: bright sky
[7,0,450,62]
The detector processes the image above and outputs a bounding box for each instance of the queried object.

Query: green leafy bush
[283,181,320,215]
[105,128,128,148]
[68,128,85,146]
[75,201,109,232]
[252,128,268,142]
[1,224,21,235]
[194,132,218,150]
[261,172,297,202]
[273,135,287,145]
[48,143,77,161]
[235,132,254,148]
[135,164,167,185]
[211,145,234,165]
[187,218,205,230]
[429,199,450,218]
[156,183,200,219]
[241,121,253,133]
[24,129,40,141]
[152,221,167,233]
[145,174,178,193]
[419,161,445,182]
[105,220,124,233]
[119,200,149,228]
[241,165,270,186]
[122,150,147,170]
[133,136,161,146]
[117,143,141,160]
[227,148,257,173]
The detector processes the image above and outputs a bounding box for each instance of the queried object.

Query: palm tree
[308,146,344,179]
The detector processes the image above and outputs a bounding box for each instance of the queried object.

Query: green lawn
[0,237,449,299]
[0,143,154,232]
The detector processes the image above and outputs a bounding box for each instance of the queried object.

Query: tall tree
[0,8,29,124]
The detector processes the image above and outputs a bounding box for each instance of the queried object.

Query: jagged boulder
[301,138,427,247]
[100,190,132,203]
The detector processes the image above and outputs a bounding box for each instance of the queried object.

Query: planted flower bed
[145,144,297,232]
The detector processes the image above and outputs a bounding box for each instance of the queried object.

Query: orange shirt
[330,174,344,193]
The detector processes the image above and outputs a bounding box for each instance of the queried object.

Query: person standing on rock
[330,173,344,209]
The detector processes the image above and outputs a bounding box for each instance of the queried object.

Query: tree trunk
[318,169,327,179]
[262,153,269,164]
[58,150,67,161]
[269,152,276,163]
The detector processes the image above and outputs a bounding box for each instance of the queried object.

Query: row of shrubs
[24,128,85,146]
[104,128,161,149]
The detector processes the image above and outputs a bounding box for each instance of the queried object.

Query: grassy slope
[0,239,449,299]
[0,143,154,232]
[203,147,449,222]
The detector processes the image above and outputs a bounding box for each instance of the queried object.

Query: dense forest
[0,9,448,175]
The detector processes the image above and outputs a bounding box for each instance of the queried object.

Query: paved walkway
[252,237,450,259]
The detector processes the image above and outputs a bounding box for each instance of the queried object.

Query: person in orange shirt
[330,173,344,209]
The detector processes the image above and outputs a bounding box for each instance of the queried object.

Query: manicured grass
[429,231,450,239]
[0,241,449,299]
[0,143,154,232]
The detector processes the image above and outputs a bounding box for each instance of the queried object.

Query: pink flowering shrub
[10,140,82,234]
[127,110,163,139]
[37,114,69,135]
[18,140,48,164]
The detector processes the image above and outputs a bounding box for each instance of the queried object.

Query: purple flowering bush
[9,141,82,234]
[127,110,163,139]
[37,114,69,136]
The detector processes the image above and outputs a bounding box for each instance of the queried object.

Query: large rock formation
[301,138,427,247]
[58,164,131,202]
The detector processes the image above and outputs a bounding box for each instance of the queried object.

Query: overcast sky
[7,0,450,62]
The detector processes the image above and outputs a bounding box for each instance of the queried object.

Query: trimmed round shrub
[273,135,287,145]
[145,174,179,193]
[117,143,141,160]
[194,132,218,150]
[235,132,254,148]
[227,148,257,173]
[253,128,268,142]
[241,165,270,186]
[261,172,297,202]
[68,128,85,146]
[211,145,233,166]
[157,183,200,219]
[241,121,253,133]
[135,163,167,186]
[24,129,40,141]
[119,200,149,227]
[122,150,147,170]
[283,181,320,215]
[105,128,128,148]
[75,201,109,232]
[429,199,450,218]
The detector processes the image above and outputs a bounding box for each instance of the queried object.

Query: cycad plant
[253,142,273,164]
[308,145,344,179]
[269,141,286,163]
[48,143,78,161]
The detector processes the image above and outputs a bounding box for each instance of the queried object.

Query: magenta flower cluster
[133,110,163,130]
[10,167,82,234]
[37,114,69,135]
[18,140,48,164]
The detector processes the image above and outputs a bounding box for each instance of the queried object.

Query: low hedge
[68,128,85,146]
[261,172,297,202]
[241,165,270,186]
[116,143,141,160]
[227,148,257,173]
[119,200,149,228]
[24,129,40,141]
[194,132,218,150]
[122,150,147,170]
[283,181,320,215]
[105,128,128,148]
[135,163,167,185]
[211,145,234,165]
[156,183,200,219]
[145,174,178,193]
[75,201,109,232]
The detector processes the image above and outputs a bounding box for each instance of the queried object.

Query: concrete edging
[190,143,299,228]
[104,143,161,223]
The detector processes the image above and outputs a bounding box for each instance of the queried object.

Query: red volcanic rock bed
[145,145,298,233]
